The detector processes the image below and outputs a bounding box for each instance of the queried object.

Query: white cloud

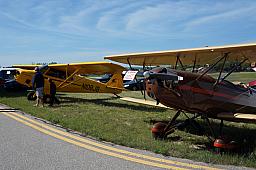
[1,0,256,66]
[185,5,256,30]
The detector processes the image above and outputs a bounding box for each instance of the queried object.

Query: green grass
[210,72,256,83]
[0,72,256,168]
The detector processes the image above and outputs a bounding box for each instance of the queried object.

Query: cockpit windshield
[46,67,66,79]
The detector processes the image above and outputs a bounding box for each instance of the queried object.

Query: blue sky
[0,0,256,67]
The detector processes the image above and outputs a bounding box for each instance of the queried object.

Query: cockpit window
[46,68,66,79]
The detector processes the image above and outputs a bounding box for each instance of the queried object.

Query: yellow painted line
[1,112,187,170]
[6,112,220,170]
[8,111,220,170]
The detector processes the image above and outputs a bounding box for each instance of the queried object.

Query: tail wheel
[43,94,51,104]
[27,92,36,101]
[151,122,167,139]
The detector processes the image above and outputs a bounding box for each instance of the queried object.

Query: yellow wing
[49,61,125,74]
[14,62,126,74]
[105,43,256,66]
[12,64,41,70]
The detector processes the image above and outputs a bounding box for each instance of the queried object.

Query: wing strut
[214,53,229,87]
[174,54,179,69]
[142,57,146,71]
[66,64,69,78]
[221,58,248,82]
[196,53,229,81]
[127,58,132,70]
[192,55,197,73]
[174,55,185,70]
[58,68,80,88]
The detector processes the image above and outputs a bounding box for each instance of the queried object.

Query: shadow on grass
[0,87,27,98]
[149,118,256,156]
[59,96,167,112]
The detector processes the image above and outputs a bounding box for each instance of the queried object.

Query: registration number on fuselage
[81,83,100,92]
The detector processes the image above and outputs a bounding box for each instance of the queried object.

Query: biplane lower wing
[217,112,256,123]
[120,97,169,109]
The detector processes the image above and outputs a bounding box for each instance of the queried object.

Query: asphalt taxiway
[0,105,252,170]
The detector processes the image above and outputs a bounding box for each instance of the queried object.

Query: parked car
[0,68,18,80]
[0,77,4,87]
[96,74,112,83]
[0,68,28,91]
[4,79,29,91]
[124,78,144,91]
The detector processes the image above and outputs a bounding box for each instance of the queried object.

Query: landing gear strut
[213,119,239,152]
[151,110,201,139]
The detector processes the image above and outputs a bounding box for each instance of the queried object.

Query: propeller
[142,68,184,101]
[140,67,184,101]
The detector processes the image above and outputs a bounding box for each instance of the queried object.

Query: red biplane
[105,43,256,142]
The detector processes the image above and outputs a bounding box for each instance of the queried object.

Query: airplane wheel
[151,122,167,139]
[43,95,51,104]
[27,92,36,101]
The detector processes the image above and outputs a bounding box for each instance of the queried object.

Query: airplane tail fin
[106,72,123,89]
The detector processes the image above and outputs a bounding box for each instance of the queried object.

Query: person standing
[48,78,60,106]
[32,67,44,107]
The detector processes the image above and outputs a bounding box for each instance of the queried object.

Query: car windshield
[0,70,17,80]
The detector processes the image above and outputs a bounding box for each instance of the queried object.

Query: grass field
[210,72,256,83]
[0,72,256,168]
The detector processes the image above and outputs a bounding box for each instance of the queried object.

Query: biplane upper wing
[48,61,126,75]
[104,43,256,66]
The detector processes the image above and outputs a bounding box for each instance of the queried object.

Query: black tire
[27,92,37,101]
[151,122,167,140]
[132,86,137,91]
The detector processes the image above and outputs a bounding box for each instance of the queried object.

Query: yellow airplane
[13,62,126,101]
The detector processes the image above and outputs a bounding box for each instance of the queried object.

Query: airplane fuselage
[15,69,123,95]
[146,68,256,122]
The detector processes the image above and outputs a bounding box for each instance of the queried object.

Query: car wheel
[132,86,137,91]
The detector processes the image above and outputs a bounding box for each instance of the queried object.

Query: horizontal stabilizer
[120,97,169,109]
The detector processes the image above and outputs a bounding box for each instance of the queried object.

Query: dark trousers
[49,94,60,106]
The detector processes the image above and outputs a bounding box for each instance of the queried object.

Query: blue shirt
[32,72,44,89]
